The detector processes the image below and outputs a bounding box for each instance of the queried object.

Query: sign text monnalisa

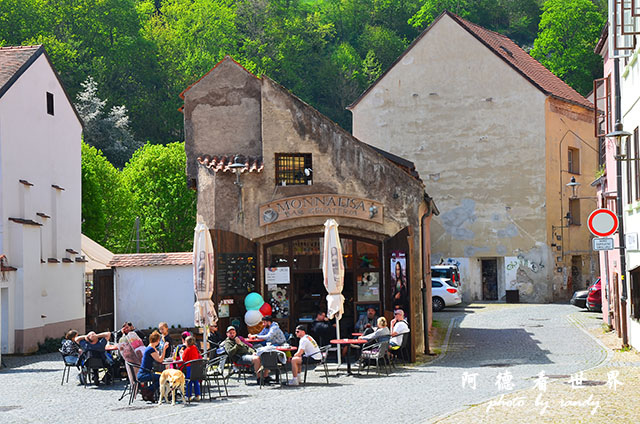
[259,194,384,226]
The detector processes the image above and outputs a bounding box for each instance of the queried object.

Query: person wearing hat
[172,331,192,362]
[389,309,409,347]
[249,315,286,346]
[222,326,271,384]
[288,325,322,386]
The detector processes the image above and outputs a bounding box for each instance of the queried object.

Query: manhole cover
[480,363,513,368]
[0,406,22,412]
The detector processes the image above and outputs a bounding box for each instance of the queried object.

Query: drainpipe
[421,214,430,355]
[613,57,629,347]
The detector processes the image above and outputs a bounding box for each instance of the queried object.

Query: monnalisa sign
[259,194,384,226]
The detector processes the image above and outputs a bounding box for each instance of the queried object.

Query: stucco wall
[350,14,550,301]
[0,53,84,353]
[115,265,194,330]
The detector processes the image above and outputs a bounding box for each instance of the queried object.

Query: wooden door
[87,269,114,332]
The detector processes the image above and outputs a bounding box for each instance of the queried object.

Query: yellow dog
[158,368,186,406]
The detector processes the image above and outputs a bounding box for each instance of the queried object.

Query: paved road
[0,304,608,423]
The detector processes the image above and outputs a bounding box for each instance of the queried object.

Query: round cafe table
[351,333,363,337]
[105,344,119,352]
[275,346,297,352]
[330,339,367,375]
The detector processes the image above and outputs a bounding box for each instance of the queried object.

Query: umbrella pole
[204,324,209,360]
[336,317,342,367]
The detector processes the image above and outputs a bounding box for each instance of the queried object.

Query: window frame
[568,147,580,174]
[275,153,312,186]
[46,92,54,116]
[569,198,581,226]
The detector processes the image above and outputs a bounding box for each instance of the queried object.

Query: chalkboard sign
[217,253,257,295]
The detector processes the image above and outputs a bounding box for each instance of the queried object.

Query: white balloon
[244,309,263,327]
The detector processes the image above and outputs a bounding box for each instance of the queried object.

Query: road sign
[587,209,618,237]
[593,237,615,251]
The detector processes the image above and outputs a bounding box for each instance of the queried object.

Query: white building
[109,253,193,331]
[0,45,84,354]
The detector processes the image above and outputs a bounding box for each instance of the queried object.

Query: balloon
[259,302,272,316]
[245,292,264,310]
[244,309,263,327]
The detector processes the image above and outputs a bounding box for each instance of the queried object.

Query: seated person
[74,331,113,384]
[181,335,202,401]
[61,329,82,366]
[358,317,390,346]
[288,325,322,386]
[222,326,271,384]
[355,307,378,334]
[250,315,286,346]
[173,331,191,362]
[137,330,170,401]
[114,321,145,342]
[389,309,410,348]
[310,312,333,347]
[158,322,173,355]
[208,322,224,347]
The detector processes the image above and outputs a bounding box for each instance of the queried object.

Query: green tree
[121,142,196,253]
[81,142,132,252]
[530,0,605,95]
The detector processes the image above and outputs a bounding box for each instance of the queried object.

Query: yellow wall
[545,97,600,300]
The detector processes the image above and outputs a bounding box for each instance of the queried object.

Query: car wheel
[433,296,445,312]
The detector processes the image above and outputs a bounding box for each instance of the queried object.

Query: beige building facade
[182,58,438,358]
[350,12,599,302]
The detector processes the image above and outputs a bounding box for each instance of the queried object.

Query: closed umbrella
[193,221,218,358]
[322,219,345,366]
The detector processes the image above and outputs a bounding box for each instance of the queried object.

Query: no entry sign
[587,209,618,237]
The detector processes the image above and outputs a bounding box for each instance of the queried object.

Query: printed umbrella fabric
[193,222,217,328]
[322,219,345,320]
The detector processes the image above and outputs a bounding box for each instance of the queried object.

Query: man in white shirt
[389,309,409,347]
[288,325,322,386]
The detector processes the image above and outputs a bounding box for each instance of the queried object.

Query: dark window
[628,135,633,204]
[46,92,54,115]
[432,281,443,288]
[635,128,640,201]
[568,148,580,174]
[598,137,606,167]
[275,153,312,186]
[632,270,640,320]
[569,199,580,225]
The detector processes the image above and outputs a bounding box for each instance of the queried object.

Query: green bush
[37,336,64,354]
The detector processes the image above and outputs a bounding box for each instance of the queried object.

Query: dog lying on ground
[158,368,186,406]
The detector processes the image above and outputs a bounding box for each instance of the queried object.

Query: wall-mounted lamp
[566,176,580,198]
[228,155,247,221]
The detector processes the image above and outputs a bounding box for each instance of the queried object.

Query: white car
[432,277,462,312]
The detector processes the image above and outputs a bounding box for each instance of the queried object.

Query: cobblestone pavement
[0,304,609,424]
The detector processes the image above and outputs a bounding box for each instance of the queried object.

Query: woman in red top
[181,336,202,401]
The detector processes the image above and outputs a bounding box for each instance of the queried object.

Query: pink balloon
[259,302,272,316]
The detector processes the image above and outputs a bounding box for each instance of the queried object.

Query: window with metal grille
[275,154,312,186]
[568,147,580,174]
[632,269,640,320]
[628,135,634,204]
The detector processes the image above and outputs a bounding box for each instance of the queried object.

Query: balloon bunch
[244,292,273,326]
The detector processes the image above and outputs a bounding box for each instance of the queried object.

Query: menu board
[217,253,257,295]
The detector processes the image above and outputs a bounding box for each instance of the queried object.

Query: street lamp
[606,120,631,347]
[228,155,247,221]
[566,176,580,198]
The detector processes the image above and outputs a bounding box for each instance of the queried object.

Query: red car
[586,279,601,312]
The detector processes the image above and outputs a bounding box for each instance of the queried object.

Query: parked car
[586,278,602,312]
[432,277,462,312]
[431,265,461,288]
[570,289,588,309]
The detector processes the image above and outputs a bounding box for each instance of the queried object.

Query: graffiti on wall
[506,255,545,274]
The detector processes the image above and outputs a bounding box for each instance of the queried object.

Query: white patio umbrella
[193,221,218,359]
[322,219,345,366]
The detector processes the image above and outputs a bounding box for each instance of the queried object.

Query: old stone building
[349,12,599,303]
[182,57,437,357]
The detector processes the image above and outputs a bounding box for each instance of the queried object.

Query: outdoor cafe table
[351,333,363,337]
[105,344,119,352]
[330,339,367,375]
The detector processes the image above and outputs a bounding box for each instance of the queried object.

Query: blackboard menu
[217,253,257,295]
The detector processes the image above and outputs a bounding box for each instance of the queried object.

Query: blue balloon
[245,292,264,311]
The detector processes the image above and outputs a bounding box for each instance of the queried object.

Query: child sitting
[61,330,82,366]
[181,335,202,401]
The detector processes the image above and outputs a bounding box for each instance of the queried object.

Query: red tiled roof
[197,155,264,174]
[348,11,593,110]
[0,45,43,98]
[108,253,193,268]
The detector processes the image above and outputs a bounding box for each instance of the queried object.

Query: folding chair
[258,351,287,389]
[302,345,331,385]
[182,359,209,402]
[228,360,254,385]
[358,341,390,376]
[206,355,229,398]
[122,361,142,405]
[389,331,410,367]
[82,357,109,387]
[58,349,78,385]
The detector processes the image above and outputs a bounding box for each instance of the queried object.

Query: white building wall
[115,265,194,331]
[0,52,83,352]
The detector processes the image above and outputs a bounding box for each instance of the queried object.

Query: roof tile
[108,252,193,268]
[197,155,264,174]
[0,45,42,96]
